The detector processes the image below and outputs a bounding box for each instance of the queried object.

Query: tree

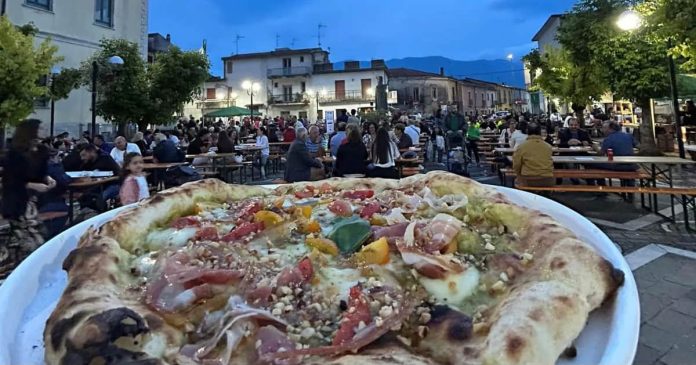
[649,0,696,71]
[558,0,670,154]
[0,16,60,128]
[141,46,209,130]
[82,39,148,135]
[48,68,82,101]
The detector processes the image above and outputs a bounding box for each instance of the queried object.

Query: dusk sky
[149,0,576,76]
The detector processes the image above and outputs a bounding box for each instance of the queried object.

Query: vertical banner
[325,111,335,133]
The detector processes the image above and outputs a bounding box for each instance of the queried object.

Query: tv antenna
[234,34,245,54]
[317,23,326,47]
[291,37,296,48]
[275,33,280,49]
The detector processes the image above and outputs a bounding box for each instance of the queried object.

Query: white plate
[0,186,639,365]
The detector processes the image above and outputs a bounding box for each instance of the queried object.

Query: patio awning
[204,106,261,118]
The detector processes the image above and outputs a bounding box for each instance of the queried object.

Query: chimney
[371,59,386,69]
[166,33,171,42]
[440,67,444,76]
[345,60,360,70]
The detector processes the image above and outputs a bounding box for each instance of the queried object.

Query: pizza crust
[45,173,623,365]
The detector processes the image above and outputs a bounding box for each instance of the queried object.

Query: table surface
[142,162,188,169]
[185,152,240,159]
[495,147,593,154]
[68,176,119,188]
[507,155,696,164]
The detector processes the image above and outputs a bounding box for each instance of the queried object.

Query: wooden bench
[400,166,424,177]
[500,168,652,187]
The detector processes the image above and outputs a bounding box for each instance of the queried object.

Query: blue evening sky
[148,0,576,76]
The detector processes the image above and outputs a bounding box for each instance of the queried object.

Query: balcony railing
[319,90,374,103]
[267,66,312,78]
[268,93,309,105]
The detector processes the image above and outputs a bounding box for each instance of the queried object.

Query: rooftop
[532,14,563,42]
[388,67,446,78]
[222,47,328,61]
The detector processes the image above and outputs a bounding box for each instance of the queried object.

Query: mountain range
[336,56,526,87]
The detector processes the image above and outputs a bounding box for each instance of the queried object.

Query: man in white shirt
[110,136,142,167]
[405,120,421,146]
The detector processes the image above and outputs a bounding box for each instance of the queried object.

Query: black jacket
[82,153,120,175]
[558,128,591,148]
[284,139,322,183]
[397,134,413,149]
[153,140,183,162]
[1,148,49,219]
[335,141,368,177]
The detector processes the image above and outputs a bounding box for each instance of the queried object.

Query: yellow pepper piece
[299,206,312,219]
[443,239,458,254]
[369,214,387,226]
[305,237,339,256]
[254,210,283,227]
[300,220,321,234]
[355,237,390,265]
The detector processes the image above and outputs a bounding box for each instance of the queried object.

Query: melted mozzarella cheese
[317,267,363,302]
[134,254,157,275]
[310,205,337,236]
[418,267,480,305]
[146,227,198,249]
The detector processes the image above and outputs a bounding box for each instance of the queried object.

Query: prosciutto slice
[397,242,466,279]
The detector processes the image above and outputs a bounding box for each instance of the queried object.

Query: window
[299,111,308,119]
[274,82,279,88]
[225,60,233,74]
[413,88,420,101]
[282,85,293,102]
[301,81,306,93]
[282,58,292,69]
[206,88,216,100]
[300,56,305,63]
[481,93,485,107]
[432,87,437,99]
[26,0,51,10]
[34,74,49,108]
[452,87,455,100]
[95,0,113,26]
[317,110,324,120]
[468,92,472,107]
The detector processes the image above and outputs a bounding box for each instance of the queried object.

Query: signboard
[325,111,335,134]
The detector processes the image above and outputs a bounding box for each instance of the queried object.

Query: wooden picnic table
[495,147,593,154]
[142,162,188,170]
[67,176,119,224]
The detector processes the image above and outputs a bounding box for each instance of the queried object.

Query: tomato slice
[236,201,263,223]
[328,200,352,217]
[294,190,314,199]
[195,226,219,241]
[170,216,201,229]
[332,285,372,345]
[343,190,374,200]
[222,221,264,242]
[297,257,314,281]
[359,202,382,219]
[319,183,333,194]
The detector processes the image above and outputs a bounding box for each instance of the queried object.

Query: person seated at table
[119,152,150,205]
[590,121,639,187]
[335,127,368,177]
[558,118,592,148]
[110,136,142,167]
[367,127,400,179]
[152,133,183,163]
[512,122,554,187]
[131,132,150,156]
[283,126,296,142]
[405,119,421,146]
[93,134,112,154]
[216,130,236,153]
[394,123,413,150]
[187,129,211,155]
[498,121,517,146]
[39,147,72,238]
[509,121,528,150]
[284,127,323,183]
[306,125,326,157]
[329,122,348,157]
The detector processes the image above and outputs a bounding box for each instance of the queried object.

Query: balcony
[267,66,312,78]
[319,90,374,104]
[268,93,309,105]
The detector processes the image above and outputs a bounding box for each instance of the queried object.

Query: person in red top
[283,126,296,142]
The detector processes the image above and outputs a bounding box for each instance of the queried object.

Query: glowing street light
[506,53,514,62]
[242,80,261,119]
[616,10,642,31]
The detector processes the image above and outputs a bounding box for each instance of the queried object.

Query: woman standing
[368,127,400,179]
[1,119,56,262]
[255,127,270,179]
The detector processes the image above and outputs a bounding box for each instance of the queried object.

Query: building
[389,67,461,116]
[197,47,392,122]
[2,0,149,136]
[147,32,172,63]
[458,78,497,116]
[526,14,563,114]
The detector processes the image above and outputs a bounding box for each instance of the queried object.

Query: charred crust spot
[107,273,117,284]
[148,194,166,204]
[611,267,625,287]
[528,308,544,321]
[562,345,578,358]
[554,295,573,307]
[506,335,526,358]
[63,245,105,272]
[462,346,480,357]
[144,314,164,330]
[550,256,567,270]
[76,307,149,349]
[429,305,473,341]
[447,317,473,341]
[61,342,161,365]
[50,311,88,350]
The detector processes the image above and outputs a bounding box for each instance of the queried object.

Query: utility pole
[317,23,326,47]
[234,34,245,55]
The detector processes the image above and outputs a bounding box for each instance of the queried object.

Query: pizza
[44,172,624,365]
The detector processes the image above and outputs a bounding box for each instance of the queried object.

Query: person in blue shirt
[590,121,639,187]
[329,122,347,157]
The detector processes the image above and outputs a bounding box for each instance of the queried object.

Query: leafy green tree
[649,0,696,71]
[48,68,82,101]
[0,16,60,128]
[141,46,209,130]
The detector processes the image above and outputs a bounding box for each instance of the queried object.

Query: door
[335,80,345,100]
[282,58,292,75]
[361,79,372,98]
[283,85,293,102]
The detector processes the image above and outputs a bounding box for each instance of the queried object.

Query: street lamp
[50,66,61,137]
[91,55,124,139]
[617,10,685,158]
[506,53,513,62]
[242,80,260,120]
